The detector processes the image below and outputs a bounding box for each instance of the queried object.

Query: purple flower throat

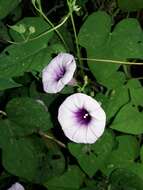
[55,66,66,81]
[75,108,92,125]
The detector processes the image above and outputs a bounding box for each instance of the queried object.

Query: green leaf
[127,79,143,106]
[110,18,143,59]
[0,97,53,149]
[109,168,143,190]
[0,114,64,183]
[127,163,143,181]
[50,43,66,54]
[10,24,26,34]
[110,104,143,134]
[9,17,51,41]
[0,119,23,149]
[25,42,66,73]
[96,86,129,121]
[79,11,111,49]
[0,78,21,91]
[0,17,53,77]
[116,135,139,160]
[0,0,21,19]
[25,47,52,72]
[102,135,139,175]
[0,97,52,149]
[2,136,65,183]
[82,178,108,190]
[78,11,118,89]
[44,166,85,190]
[29,81,58,108]
[58,25,74,52]
[5,97,52,135]
[118,0,143,11]
[68,130,115,177]
[78,11,143,88]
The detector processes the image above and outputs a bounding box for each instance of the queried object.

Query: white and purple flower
[58,93,106,144]
[42,53,76,93]
[8,183,25,190]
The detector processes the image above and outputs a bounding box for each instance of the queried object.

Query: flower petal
[89,118,106,138]
[71,126,87,143]
[90,107,106,121]
[58,93,106,144]
[86,126,98,144]
[42,53,76,93]
[8,182,25,190]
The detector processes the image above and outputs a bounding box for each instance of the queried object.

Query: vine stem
[123,65,131,79]
[39,131,66,148]
[7,14,70,44]
[67,1,84,76]
[29,14,70,41]
[33,0,68,49]
[132,77,143,80]
[77,57,143,65]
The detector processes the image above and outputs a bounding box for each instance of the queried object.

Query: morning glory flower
[42,53,76,93]
[58,93,106,144]
[8,183,25,190]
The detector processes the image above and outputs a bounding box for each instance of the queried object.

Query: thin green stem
[39,131,66,148]
[29,14,70,41]
[132,76,143,80]
[20,33,26,41]
[123,65,131,79]
[67,1,84,76]
[77,57,143,65]
[107,185,111,190]
[33,0,68,49]
[7,14,70,44]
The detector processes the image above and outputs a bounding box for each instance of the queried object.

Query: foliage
[0,0,143,189]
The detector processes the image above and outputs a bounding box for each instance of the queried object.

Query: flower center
[75,108,91,125]
[55,66,66,81]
